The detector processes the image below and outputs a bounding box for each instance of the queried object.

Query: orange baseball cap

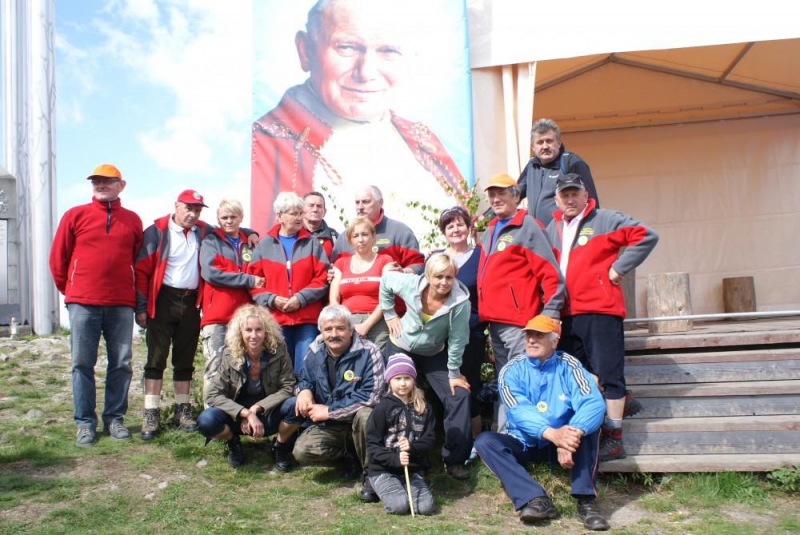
[483,173,517,191]
[523,315,561,335]
[87,164,122,181]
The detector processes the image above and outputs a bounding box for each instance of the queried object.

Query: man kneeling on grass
[474,315,609,531]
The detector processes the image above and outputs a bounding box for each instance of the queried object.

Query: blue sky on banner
[2,0,254,226]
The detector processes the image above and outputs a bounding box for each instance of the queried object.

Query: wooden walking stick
[404,465,415,518]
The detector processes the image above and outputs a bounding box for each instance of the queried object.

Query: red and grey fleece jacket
[199,228,258,327]
[477,209,565,326]
[331,211,424,274]
[49,197,143,307]
[134,215,215,318]
[546,199,659,318]
[246,224,329,326]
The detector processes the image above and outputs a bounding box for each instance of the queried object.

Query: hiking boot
[340,452,362,480]
[273,438,293,473]
[172,403,198,432]
[358,470,379,502]
[599,427,626,462]
[76,427,96,447]
[140,408,160,440]
[225,435,244,467]
[577,497,610,531]
[103,420,131,441]
[519,495,558,523]
[445,462,470,480]
[623,390,643,418]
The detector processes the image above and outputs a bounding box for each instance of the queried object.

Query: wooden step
[624,326,800,352]
[623,415,800,433]
[626,347,800,366]
[599,453,800,473]
[630,380,800,398]
[625,394,800,418]
[624,430,800,455]
[626,355,800,385]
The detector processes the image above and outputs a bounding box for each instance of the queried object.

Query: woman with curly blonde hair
[197,304,300,471]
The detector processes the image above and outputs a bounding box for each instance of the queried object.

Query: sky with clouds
[51,0,253,226]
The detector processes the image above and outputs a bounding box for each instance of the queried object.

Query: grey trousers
[369,471,434,516]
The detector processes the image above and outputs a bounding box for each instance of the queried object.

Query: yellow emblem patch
[376,238,390,246]
[343,370,355,382]
[577,235,589,246]
[536,401,548,413]
[497,242,507,251]
[241,248,252,262]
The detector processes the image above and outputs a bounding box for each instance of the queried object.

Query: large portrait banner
[251,0,475,243]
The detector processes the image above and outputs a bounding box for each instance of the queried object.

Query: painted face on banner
[298,0,409,122]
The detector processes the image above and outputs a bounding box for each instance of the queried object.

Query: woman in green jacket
[379,253,473,480]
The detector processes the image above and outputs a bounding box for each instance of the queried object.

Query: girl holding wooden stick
[365,354,436,515]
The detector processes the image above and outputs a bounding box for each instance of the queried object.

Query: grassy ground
[0,334,798,535]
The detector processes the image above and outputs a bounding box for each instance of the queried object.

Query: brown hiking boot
[598,427,625,462]
[623,390,643,418]
[140,408,160,440]
[172,403,198,432]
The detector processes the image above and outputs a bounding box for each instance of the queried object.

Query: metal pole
[624,310,800,324]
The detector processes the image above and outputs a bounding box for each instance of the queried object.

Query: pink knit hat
[385,354,417,383]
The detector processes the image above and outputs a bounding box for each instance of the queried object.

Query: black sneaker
[577,497,610,531]
[225,435,244,467]
[273,438,293,473]
[519,495,558,523]
[358,471,379,502]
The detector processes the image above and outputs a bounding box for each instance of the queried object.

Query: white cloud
[98,0,253,175]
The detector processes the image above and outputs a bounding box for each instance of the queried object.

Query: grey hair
[273,191,305,216]
[508,186,521,198]
[549,332,559,343]
[366,185,383,202]
[531,118,561,140]
[306,0,333,44]
[317,303,355,331]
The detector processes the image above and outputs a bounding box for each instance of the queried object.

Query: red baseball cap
[87,164,122,181]
[176,189,208,207]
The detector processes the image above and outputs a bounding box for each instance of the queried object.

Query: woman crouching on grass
[197,304,300,470]
[366,354,435,515]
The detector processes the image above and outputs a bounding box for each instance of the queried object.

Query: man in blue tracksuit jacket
[474,315,610,531]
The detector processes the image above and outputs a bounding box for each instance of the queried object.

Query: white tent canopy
[468,1,800,315]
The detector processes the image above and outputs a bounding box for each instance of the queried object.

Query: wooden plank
[624,415,800,433]
[625,359,800,385]
[624,430,800,455]
[630,380,800,398]
[599,453,800,473]
[625,329,800,351]
[625,348,800,366]
[626,395,800,419]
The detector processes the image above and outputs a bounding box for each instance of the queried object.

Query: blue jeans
[281,323,319,376]
[197,397,296,438]
[67,304,134,429]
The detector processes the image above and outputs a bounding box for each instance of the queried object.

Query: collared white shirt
[559,204,590,277]
[163,215,200,289]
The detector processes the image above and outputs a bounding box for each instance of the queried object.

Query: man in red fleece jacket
[49,164,143,446]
